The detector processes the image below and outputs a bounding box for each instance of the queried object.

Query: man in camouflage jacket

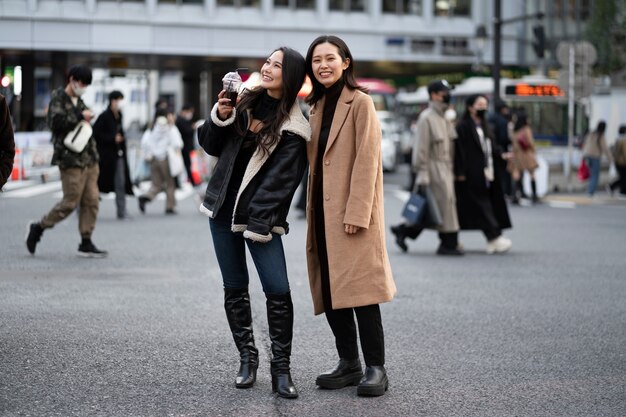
[26,65,108,258]
[0,93,15,190]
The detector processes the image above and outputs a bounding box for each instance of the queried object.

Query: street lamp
[474,24,488,72]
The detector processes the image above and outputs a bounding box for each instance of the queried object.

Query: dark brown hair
[305,35,367,106]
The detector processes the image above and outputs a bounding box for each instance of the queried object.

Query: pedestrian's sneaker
[77,240,108,258]
[25,222,44,255]
[486,236,512,255]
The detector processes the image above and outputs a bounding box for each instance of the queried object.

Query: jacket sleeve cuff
[210,103,236,127]
[243,230,273,243]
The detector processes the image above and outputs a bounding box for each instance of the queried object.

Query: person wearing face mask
[175,104,200,186]
[454,94,512,254]
[390,80,463,256]
[26,65,108,258]
[93,90,134,219]
[137,108,183,215]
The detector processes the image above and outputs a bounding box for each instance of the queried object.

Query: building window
[158,0,203,4]
[554,0,592,20]
[382,0,422,15]
[441,37,471,55]
[434,0,470,17]
[329,0,364,12]
[217,0,260,6]
[411,38,434,53]
[275,0,315,9]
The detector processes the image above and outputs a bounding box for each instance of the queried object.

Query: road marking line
[2,181,62,198]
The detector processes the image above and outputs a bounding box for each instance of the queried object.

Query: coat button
[324,160,330,166]
[324,194,330,201]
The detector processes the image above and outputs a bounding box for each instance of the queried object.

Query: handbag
[577,158,590,182]
[167,146,184,177]
[401,192,427,225]
[517,132,530,151]
[63,120,92,153]
[401,185,443,228]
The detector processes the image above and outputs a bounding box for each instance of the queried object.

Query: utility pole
[493,0,502,106]
[491,1,544,106]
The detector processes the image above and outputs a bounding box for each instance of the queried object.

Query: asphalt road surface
[1,170,625,416]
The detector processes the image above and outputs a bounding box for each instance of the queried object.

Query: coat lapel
[308,97,324,167]
[324,87,355,156]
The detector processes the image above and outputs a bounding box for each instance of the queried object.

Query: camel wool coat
[305,87,396,315]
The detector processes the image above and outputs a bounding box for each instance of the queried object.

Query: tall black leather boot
[224,288,258,389]
[266,292,298,399]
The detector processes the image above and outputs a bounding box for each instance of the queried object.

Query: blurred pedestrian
[175,104,200,186]
[198,47,308,399]
[582,120,612,196]
[390,79,463,255]
[137,108,183,215]
[454,94,512,254]
[0,93,15,191]
[93,90,134,219]
[304,35,396,397]
[609,125,626,196]
[509,113,539,204]
[25,65,107,257]
[488,100,513,198]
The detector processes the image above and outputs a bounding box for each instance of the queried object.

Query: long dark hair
[461,94,488,122]
[235,47,306,156]
[514,113,529,132]
[595,120,606,135]
[462,94,493,138]
[304,35,367,106]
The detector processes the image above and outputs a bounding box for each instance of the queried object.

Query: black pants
[610,164,626,194]
[325,304,385,366]
[483,227,501,241]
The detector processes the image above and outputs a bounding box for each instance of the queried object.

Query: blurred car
[377,111,402,172]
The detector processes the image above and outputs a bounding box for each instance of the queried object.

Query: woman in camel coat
[305,35,395,398]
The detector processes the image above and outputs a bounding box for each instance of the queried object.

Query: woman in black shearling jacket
[197,47,310,399]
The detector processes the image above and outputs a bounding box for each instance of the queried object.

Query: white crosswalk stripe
[2,180,198,201]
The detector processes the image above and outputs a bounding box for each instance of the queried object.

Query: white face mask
[156,116,168,126]
[444,108,457,122]
[72,82,87,97]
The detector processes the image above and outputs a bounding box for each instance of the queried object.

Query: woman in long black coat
[94,91,134,219]
[454,94,512,254]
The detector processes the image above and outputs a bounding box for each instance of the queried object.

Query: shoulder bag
[63,120,92,153]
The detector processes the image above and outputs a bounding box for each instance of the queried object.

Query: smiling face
[310,42,349,88]
[260,50,284,99]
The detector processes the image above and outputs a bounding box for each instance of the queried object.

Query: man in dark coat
[94,90,134,219]
[0,93,15,190]
[454,94,512,254]
[488,100,512,198]
[175,104,199,186]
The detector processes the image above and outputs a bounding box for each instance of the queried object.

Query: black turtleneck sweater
[314,79,344,199]
[215,92,280,223]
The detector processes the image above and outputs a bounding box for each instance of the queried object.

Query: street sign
[557,41,596,99]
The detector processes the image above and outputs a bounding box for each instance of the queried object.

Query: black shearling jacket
[198,101,310,243]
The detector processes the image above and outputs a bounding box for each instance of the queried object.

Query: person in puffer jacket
[197,46,309,399]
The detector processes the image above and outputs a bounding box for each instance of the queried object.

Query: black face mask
[476,109,486,118]
[442,94,451,104]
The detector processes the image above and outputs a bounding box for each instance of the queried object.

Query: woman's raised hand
[216,90,235,120]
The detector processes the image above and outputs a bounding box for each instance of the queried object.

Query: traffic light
[532,24,546,58]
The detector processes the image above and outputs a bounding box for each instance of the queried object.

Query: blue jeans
[585,156,601,195]
[209,219,291,295]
